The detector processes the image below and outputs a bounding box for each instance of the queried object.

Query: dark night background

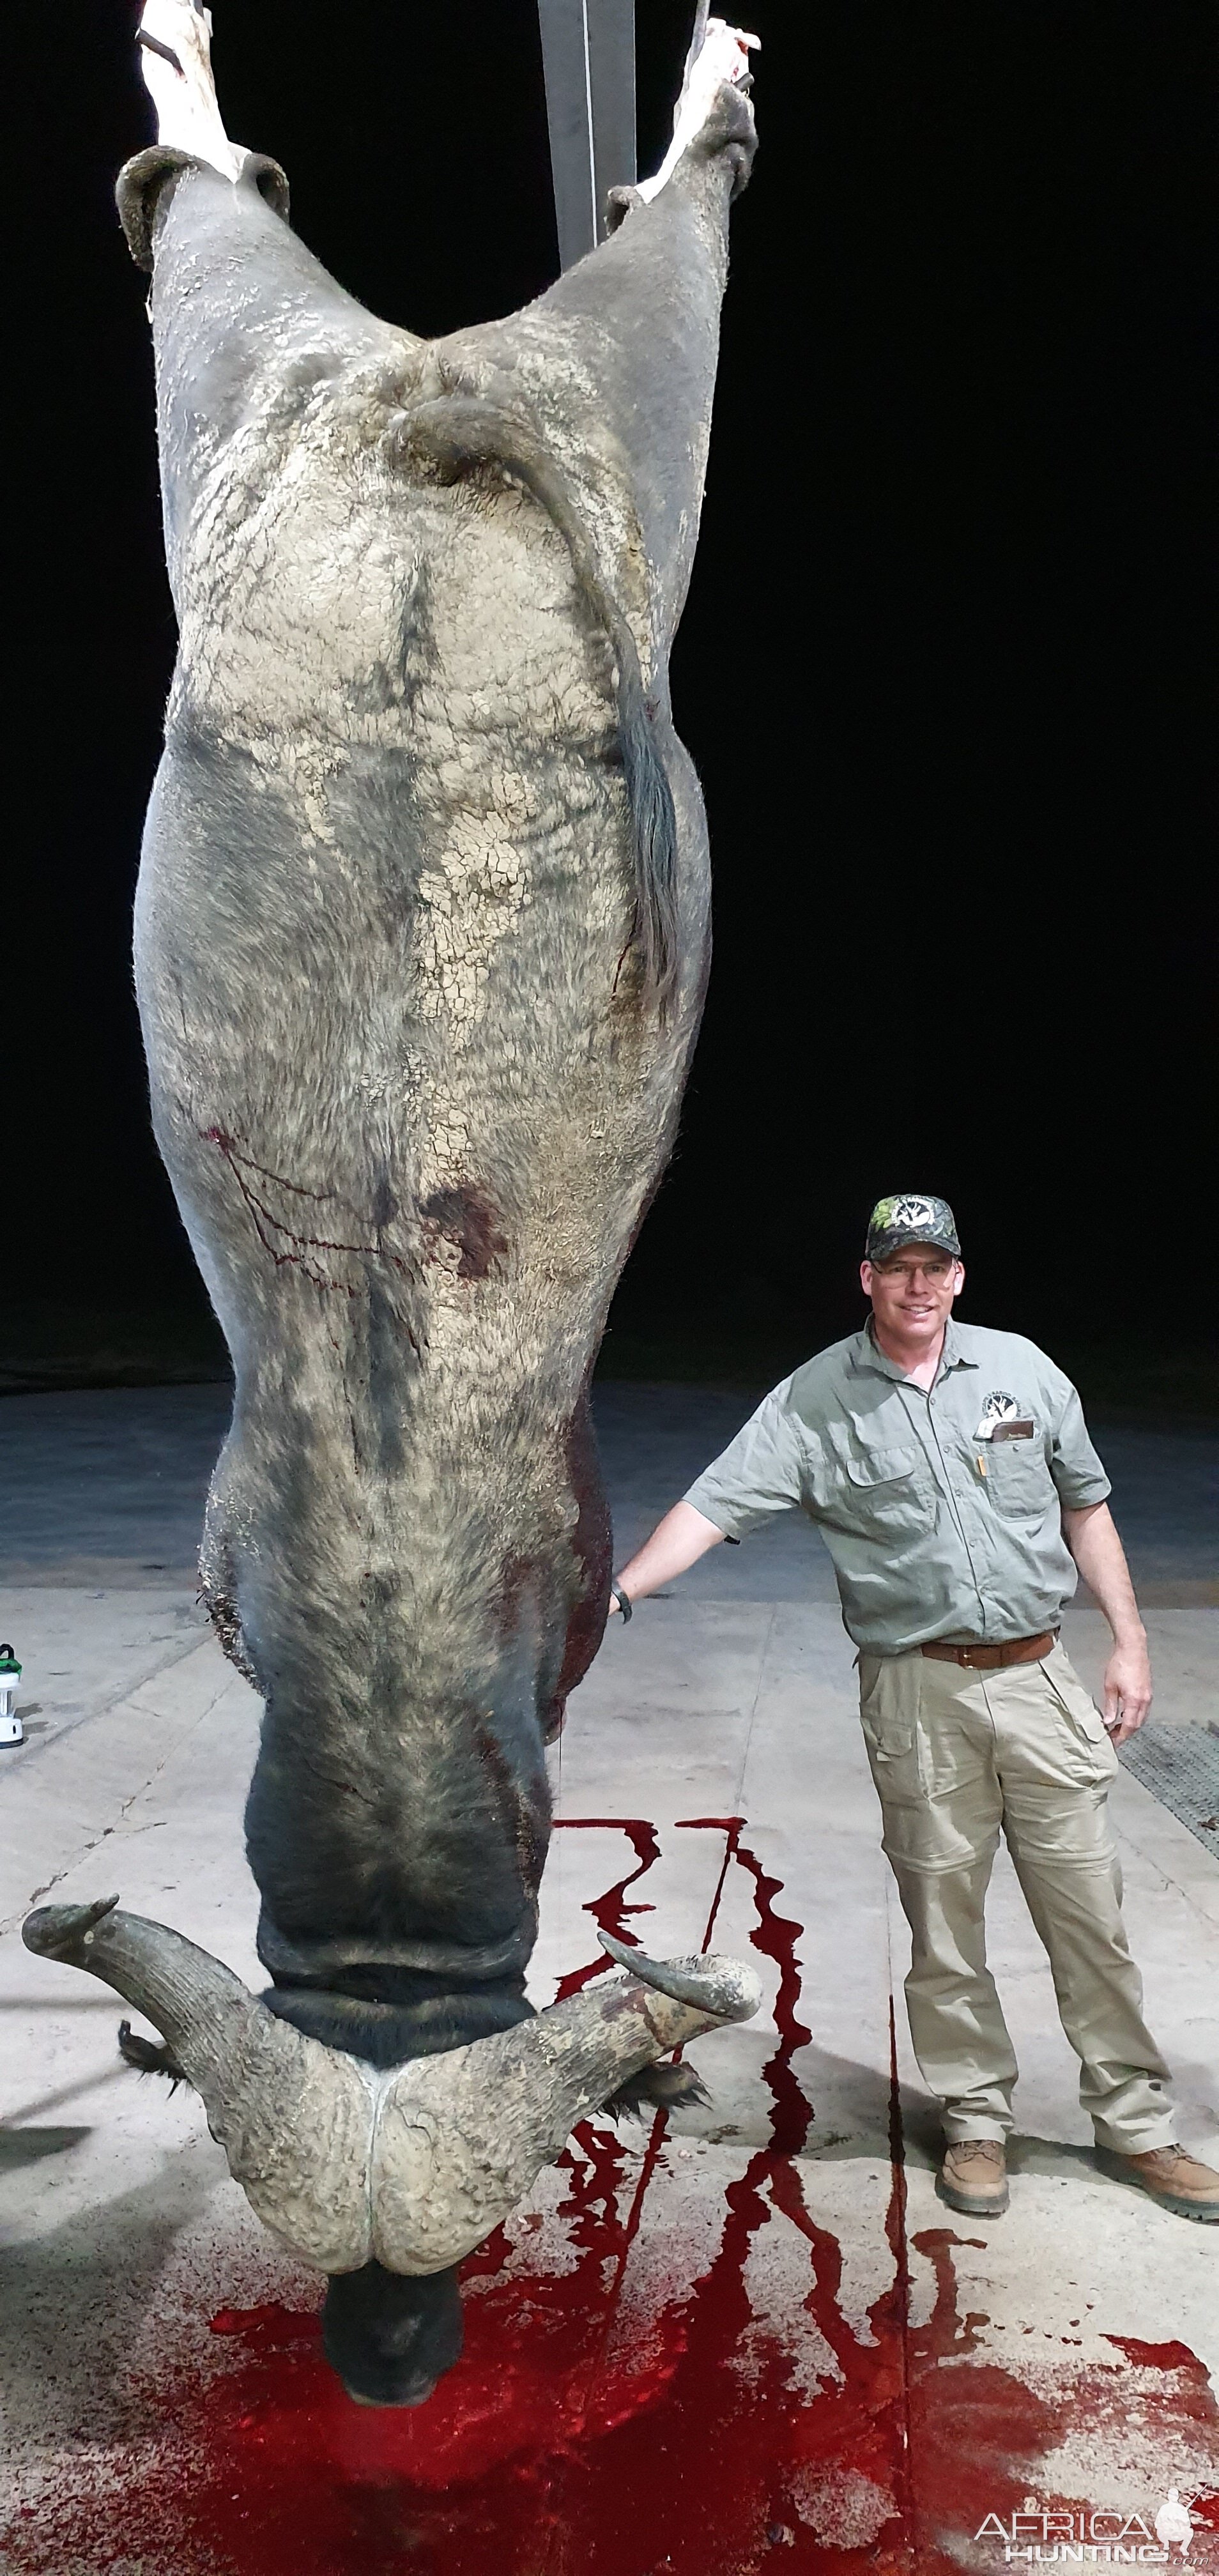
[6,2,1213,1406]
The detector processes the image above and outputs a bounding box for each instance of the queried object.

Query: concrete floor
[1,1384,1216,2575]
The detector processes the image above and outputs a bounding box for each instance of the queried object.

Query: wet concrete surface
[1,1384,1216,2572]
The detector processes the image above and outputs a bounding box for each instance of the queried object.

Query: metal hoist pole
[537,0,636,270]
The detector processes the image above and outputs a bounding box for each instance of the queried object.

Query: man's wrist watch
[611,1581,633,1623]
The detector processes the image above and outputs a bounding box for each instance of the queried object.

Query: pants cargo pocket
[1041,1648,1120,1786]
[859,1655,926,1807]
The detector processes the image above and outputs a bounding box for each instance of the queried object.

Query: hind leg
[636,16,758,203]
[450,17,758,657]
[119,8,406,551]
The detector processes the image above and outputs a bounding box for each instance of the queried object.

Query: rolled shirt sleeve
[1045,1369,1112,1508]
[683,1379,810,1538]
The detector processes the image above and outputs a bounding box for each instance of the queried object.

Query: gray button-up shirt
[683,1320,1111,1654]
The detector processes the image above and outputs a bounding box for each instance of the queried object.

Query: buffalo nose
[321,2257,464,2407]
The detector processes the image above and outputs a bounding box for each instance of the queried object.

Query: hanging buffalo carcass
[24,3,762,2406]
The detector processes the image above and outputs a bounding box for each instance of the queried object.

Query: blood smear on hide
[4,1821,1217,2576]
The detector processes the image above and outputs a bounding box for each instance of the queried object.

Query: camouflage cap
[865,1193,961,1264]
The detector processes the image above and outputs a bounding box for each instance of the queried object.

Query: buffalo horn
[595,1929,762,2016]
[372,1947,762,2274]
[22,1899,374,2273]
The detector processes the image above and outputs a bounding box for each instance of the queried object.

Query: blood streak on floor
[549,1816,663,2000]
[3,1823,1216,2576]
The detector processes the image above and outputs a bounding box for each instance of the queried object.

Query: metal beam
[538,0,636,272]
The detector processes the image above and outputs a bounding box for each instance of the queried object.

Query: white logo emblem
[891,1195,937,1230]
[976,1390,1020,1443]
[1154,2490,1195,2554]
[973,2486,1201,2558]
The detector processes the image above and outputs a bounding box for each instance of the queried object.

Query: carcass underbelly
[141,438,671,1318]
[134,447,692,1882]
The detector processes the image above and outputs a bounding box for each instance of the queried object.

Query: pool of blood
[5,1820,1217,2575]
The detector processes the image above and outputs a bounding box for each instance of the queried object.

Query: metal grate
[1119,1721,1219,1855]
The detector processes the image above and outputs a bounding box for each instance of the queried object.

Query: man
[606,1193,1218,2223]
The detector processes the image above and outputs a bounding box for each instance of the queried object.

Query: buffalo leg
[121,1,405,560]
[443,16,758,666]
[135,0,242,180]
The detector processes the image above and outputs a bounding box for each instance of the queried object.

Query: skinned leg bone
[137,0,242,181]
[636,15,759,203]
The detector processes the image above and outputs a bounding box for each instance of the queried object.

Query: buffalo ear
[606,2060,711,2119]
[118,2019,188,2090]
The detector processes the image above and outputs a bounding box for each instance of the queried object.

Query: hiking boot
[938,2139,1009,2217]
[1097,2143,1219,2223]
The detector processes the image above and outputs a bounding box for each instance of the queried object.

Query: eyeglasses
[873,1261,954,1284]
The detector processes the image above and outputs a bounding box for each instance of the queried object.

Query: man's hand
[1101,1635,1153,1742]
[603,1502,726,1625]
[1062,1500,1153,1743]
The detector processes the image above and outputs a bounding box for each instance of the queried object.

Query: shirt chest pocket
[832,1445,933,1538]
[986,1443,1056,1521]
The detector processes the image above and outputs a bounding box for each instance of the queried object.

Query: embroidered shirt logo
[974,1392,1038,1445]
[976,1390,1022,1442]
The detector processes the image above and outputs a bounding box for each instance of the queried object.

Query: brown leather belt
[921,1629,1058,1671]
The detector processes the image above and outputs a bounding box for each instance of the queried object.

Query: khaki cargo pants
[857,1639,1175,2151]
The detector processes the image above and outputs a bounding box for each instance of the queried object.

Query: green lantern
[0,1644,22,1748]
